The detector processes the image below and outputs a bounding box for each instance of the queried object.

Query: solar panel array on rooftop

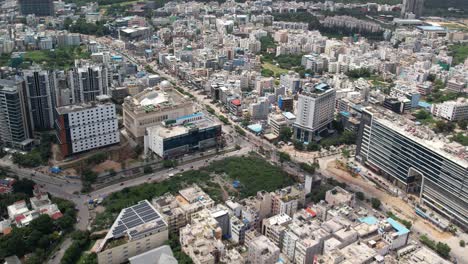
[111,200,162,238]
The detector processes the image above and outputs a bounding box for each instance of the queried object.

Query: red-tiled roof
[306,208,317,217]
[15,214,25,223]
[51,212,63,220]
[231,99,241,106]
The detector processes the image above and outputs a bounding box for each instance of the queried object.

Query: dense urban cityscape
[0,0,467,264]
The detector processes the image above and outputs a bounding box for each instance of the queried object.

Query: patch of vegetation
[261,68,275,77]
[413,109,435,124]
[320,131,357,149]
[162,160,178,168]
[278,151,291,163]
[299,162,319,174]
[94,154,295,230]
[14,46,91,70]
[261,62,289,77]
[234,125,246,136]
[61,231,93,264]
[205,154,295,198]
[217,115,230,125]
[145,65,156,74]
[387,211,412,229]
[64,17,110,37]
[346,68,372,79]
[175,86,195,99]
[279,127,293,142]
[205,105,216,115]
[165,234,194,264]
[12,134,55,167]
[262,54,303,70]
[449,44,468,65]
[426,79,461,104]
[451,132,468,146]
[356,191,365,200]
[371,197,381,209]
[259,35,276,53]
[420,235,451,259]
[0,197,76,263]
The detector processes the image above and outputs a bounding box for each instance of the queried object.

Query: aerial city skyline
[0,0,467,264]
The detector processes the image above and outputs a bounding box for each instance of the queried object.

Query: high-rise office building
[293,83,336,142]
[55,102,119,156]
[19,0,54,16]
[401,0,424,18]
[0,79,33,149]
[356,108,468,229]
[68,65,108,104]
[23,70,55,130]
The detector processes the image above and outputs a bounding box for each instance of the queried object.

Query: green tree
[12,179,36,196]
[460,240,465,247]
[278,152,291,163]
[279,127,293,142]
[293,140,304,151]
[458,119,468,130]
[162,160,178,168]
[56,215,75,231]
[143,165,154,173]
[356,192,365,200]
[342,149,350,159]
[30,215,54,234]
[81,169,98,183]
[436,242,451,259]
[307,142,321,151]
[371,198,381,209]
[414,109,432,120]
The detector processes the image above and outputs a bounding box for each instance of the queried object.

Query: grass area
[205,154,295,198]
[451,132,468,146]
[449,44,468,66]
[261,62,289,76]
[100,0,138,7]
[92,153,296,230]
[4,46,91,70]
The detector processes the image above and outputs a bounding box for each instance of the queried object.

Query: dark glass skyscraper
[19,0,54,16]
[24,70,55,130]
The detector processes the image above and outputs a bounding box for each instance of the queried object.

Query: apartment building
[430,99,468,121]
[262,213,292,248]
[0,79,33,150]
[23,70,55,130]
[247,234,280,264]
[96,200,168,264]
[152,185,215,233]
[55,102,119,156]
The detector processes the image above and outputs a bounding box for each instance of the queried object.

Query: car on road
[120,182,124,186]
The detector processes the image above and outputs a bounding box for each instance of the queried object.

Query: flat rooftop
[56,102,114,115]
[148,116,220,139]
[366,107,468,168]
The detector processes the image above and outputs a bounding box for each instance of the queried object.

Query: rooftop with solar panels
[97,200,168,252]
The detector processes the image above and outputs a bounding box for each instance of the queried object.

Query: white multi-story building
[96,200,169,264]
[293,83,336,142]
[431,99,468,121]
[262,213,292,248]
[68,64,109,103]
[55,102,119,156]
[247,235,280,264]
[123,85,194,140]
